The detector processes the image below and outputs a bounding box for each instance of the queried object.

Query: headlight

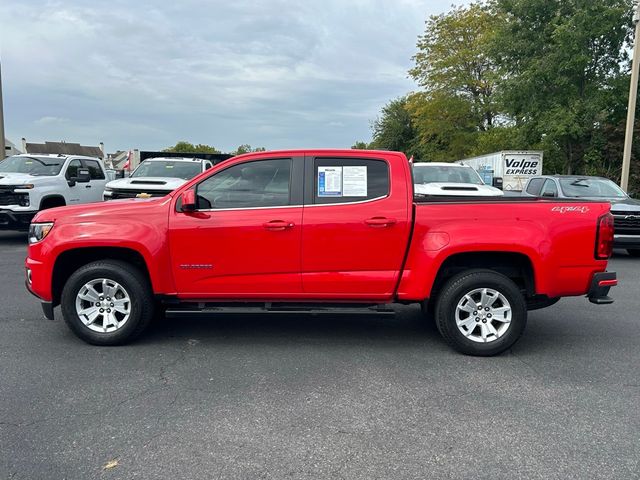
[28,222,54,244]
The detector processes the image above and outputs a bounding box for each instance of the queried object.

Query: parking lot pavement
[0,231,639,479]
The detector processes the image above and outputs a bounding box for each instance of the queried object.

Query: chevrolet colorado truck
[25,150,617,356]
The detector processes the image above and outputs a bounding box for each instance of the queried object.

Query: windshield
[0,156,65,176]
[413,165,484,185]
[131,160,202,180]
[558,178,627,198]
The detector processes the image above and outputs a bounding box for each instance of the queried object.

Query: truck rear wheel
[60,260,154,345]
[434,269,527,356]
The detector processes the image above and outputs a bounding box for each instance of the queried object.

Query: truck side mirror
[76,168,91,183]
[181,189,197,212]
[492,177,503,190]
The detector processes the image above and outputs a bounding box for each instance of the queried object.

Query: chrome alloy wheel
[455,287,512,343]
[75,278,132,333]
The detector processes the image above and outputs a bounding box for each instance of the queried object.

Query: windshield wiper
[569,180,590,187]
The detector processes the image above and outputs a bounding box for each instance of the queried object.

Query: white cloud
[1,0,458,152]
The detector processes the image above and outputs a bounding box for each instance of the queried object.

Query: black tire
[61,260,154,345]
[627,249,640,257]
[434,269,527,356]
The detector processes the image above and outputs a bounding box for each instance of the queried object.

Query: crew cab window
[541,179,558,197]
[65,160,82,180]
[84,160,105,179]
[526,178,545,196]
[196,158,291,209]
[313,158,389,204]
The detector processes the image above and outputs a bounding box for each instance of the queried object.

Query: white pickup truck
[103,157,213,200]
[0,154,108,231]
[413,162,504,196]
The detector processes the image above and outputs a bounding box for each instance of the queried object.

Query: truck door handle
[85,185,92,188]
[365,217,396,228]
[263,220,295,231]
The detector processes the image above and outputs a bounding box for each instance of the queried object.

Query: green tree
[410,3,503,132]
[234,144,267,155]
[163,141,221,154]
[369,96,420,158]
[491,0,633,174]
[351,141,371,150]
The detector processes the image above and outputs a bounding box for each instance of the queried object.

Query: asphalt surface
[0,230,639,480]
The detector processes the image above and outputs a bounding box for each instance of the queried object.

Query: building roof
[25,141,103,158]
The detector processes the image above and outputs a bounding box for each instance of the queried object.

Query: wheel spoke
[492,306,511,322]
[458,301,476,314]
[487,322,499,337]
[102,279,116,298]
[79,286,100,303]
[480,323,489,342]
[80,307,101,326]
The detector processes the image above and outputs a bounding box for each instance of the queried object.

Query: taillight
[595,212,614,259]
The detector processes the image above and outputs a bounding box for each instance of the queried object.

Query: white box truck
[456,150,543,192]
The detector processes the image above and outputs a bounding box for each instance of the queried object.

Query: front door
[82,159,108,202]
[64,159,85,204]
[169,156,304,298]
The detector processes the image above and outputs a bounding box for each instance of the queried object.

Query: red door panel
[301,155,412,299]
[169,207,302,298]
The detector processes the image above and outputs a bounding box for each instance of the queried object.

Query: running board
[165,302,396,318]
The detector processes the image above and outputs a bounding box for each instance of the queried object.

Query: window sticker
[343,166,367,196]
[318,166,343,196]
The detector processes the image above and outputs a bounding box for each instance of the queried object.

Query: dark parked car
[523,175,640,257]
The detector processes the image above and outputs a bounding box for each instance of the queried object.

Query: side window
[65,159,82,180]
[204,162,213,170]
[526,178,545,196]
[84,160,105,180]
[541,179,558,197]
[196,158,291,209]
[313,157,389,205]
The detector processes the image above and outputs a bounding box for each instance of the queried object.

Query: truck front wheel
[60,260,154,345]
[434,270,527,356]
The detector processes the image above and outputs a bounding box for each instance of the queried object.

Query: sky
[1,0,456,154]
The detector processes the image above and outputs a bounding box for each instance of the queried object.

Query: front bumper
[25,278,55,320]
[613,234,640,249]
[0,210,36,231]
[587,271,617,305]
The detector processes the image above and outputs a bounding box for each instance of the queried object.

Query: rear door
[301,154,412,299]
[169,156,304,298]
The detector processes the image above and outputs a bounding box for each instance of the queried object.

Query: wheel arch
[430,251,536,302]
[51,247,151,307]
[39,194,66,210]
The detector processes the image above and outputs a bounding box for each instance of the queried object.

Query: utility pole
[0,61,6,159]
[621,1,640,192]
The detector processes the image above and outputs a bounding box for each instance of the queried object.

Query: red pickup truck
[25,150,617,356]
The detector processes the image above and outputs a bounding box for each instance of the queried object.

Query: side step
[164,302,396,318]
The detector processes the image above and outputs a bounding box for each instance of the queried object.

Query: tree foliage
[368,96,420,158]
[355,0,639,192]
[234,144,266,155]
[492,0,633,174]
[163,141,221,154]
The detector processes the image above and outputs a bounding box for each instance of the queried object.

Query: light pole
[0,61,6,159]
[621,1,640,192]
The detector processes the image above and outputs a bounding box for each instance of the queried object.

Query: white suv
[0,154,108,231]
[103,157,213,200]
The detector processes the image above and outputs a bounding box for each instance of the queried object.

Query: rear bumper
[587,271,616,305]
[0,210,36,231]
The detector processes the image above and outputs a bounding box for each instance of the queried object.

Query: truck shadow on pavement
[141,305,450,350]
